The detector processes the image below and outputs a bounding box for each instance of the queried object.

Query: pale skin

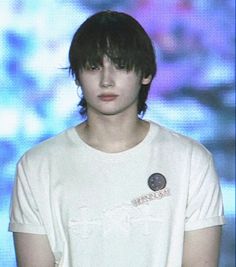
[13,56,222,266]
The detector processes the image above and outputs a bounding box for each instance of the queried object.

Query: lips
[98,94,118,101]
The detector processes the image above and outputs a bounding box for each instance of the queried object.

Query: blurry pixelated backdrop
[0,0,235,266]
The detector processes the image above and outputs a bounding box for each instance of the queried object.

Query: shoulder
[150,121,212,161]
[18,127,77,167]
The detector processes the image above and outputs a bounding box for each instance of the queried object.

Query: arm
[182,225,222,267]
[13,232,55,267]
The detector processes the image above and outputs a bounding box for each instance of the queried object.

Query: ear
[141,75,152,85]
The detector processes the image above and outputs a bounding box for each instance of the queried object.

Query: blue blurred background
[0,0,235,266]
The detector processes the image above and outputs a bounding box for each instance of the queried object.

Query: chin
[88,103,137,117]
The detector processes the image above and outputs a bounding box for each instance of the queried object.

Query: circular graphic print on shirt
[148,173,166,191]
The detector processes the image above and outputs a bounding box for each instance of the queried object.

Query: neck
[77,113,149,153]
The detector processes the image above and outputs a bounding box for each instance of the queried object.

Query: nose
[99,63,114,88]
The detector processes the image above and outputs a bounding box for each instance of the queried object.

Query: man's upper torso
[9,121,224,267]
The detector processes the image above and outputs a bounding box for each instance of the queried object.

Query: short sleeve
[185,146,225,231]
[8,156,46,234]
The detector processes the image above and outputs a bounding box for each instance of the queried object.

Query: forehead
[75,14,145,64]
[69,11,157,80]
[76,35,143,74]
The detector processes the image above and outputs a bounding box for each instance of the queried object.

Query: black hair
[68,10,157,116]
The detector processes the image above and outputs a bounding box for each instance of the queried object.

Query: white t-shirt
[9,121,224,267]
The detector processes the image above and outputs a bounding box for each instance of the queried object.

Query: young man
[9,11,224,267]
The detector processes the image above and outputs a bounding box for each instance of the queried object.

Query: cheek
[124,79,142,97]
[79,72,98,86]
[121,73,141,88]
[81,87,94,101]
[79,76,92,89]
[79,77,98,98]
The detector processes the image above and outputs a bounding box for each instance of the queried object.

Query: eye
[112,58,127,70]
[85,64,101,71]
[115,64,126,70]
[89,65,100,71]
[114,61,127,70]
